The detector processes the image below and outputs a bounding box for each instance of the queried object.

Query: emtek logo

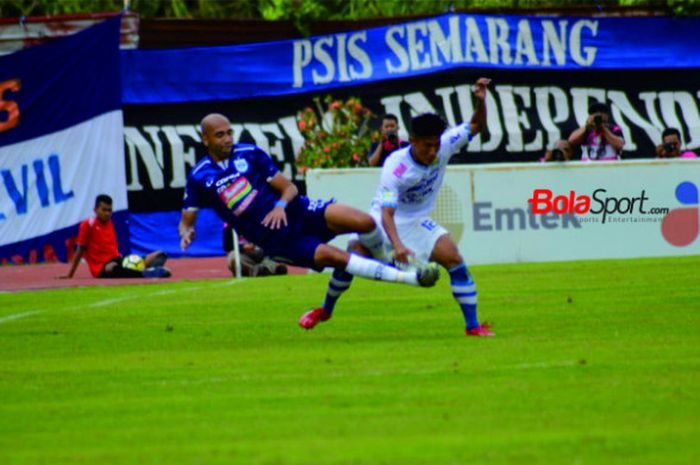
[661,181,699,247]
[473,202,581,231]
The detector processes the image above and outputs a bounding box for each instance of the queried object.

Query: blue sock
[322,269,353,314]
[448,263,479,330]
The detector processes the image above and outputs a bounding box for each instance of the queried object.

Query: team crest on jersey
[234,158,249,173]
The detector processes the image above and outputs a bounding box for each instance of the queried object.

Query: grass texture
[1,256,698,465]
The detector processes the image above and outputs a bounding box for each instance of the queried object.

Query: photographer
[568,102,624,161]
[367,113,409,167]
[541,139,573,162]
[656,127,698,159]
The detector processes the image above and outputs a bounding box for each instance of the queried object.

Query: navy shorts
[98,256,142,278]
[262,197,337,270]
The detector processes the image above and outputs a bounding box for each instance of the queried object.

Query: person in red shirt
[62,194,170,279]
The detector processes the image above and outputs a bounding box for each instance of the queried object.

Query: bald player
[179,114,440,314]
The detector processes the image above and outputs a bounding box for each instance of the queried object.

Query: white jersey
[370,123,473,223]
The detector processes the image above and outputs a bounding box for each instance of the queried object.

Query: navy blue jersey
[183,144,336,267]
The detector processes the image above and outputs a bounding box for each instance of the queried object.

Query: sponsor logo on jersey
[393,163,407,178]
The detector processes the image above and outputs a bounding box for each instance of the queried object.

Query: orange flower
[298,121,307,130]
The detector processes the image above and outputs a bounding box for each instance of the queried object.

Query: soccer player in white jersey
[299,77,494,337]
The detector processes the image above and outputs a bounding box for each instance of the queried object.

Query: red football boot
[465,321,494,337]
[298,307,332,330]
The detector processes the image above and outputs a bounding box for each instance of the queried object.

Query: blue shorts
[259,197,336,270]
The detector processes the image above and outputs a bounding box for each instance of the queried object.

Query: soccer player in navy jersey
[179,113,439,296]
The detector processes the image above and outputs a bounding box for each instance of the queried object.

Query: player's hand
[392,244,415,265]
[472,77,491,100]
[180,228,195,251]
[261,207,288,230]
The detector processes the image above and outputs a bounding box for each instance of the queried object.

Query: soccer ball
[122,254,145,271]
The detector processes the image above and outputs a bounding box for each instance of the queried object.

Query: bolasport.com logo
[527,188,670,224]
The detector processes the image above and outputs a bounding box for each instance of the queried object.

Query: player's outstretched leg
[314,245,439,288]
[299,268,353,330]
[324,203,388,260]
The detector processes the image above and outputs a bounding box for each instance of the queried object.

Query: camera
[663,142,676,153]
[551,148,565,162]
[593,115,603,126]
[386,130,398,144]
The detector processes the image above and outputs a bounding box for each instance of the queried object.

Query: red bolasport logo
[527,188,669,224]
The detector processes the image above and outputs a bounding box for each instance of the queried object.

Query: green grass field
[1,256,699,465]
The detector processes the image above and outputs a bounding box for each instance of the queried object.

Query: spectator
[656,127,698,159]
[367,113,409,167]
[568,102,624,161]
[541,139,573,162]
[222,224,287,277]
[61,194,171,279]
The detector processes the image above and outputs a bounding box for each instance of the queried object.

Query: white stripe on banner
[0,110,126,247]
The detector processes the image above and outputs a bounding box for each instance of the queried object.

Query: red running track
[0,257,307,292]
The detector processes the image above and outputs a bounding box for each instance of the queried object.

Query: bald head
[200,113,230,135]
[200,113,233,161]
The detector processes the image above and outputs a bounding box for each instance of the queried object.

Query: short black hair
[410,113,447,137]
[95,194,113,208]
[381,113,399,123]
[588,102,609,115]
[662,127,681,139]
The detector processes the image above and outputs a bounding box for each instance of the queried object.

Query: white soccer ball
[122,254,145,271]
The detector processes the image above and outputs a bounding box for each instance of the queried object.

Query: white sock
[345,254,418,286]
[358,227,387,261]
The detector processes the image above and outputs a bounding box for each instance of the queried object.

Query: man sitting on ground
[62,194,171,279]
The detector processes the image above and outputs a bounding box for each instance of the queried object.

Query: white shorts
[369,211,448,264]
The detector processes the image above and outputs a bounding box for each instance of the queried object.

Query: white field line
[0,279,244,325]
[0,310,42,324]
[88,296,135,308]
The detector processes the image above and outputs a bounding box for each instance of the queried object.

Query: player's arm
[381,206,413,264]
[469,77,490,136]
[179,209,198,250]
[262,172,298,230]
[60,245,86,279]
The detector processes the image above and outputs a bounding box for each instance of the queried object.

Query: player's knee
[314,245,348,269]
[355,212,376,233]
[347,239,370,256]
[433,250,463,270]
[102,262,118,276]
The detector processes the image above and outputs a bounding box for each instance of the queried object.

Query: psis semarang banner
[121,13,700,257]
[0,17,127,265]
[121,13,700,103]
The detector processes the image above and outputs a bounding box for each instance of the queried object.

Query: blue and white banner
[0,17,126,265]
[122,13,700,104]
